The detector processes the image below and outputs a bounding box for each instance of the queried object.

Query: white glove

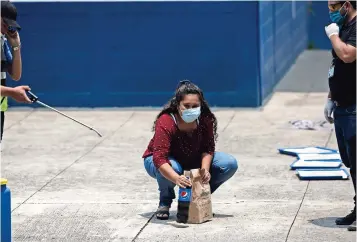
[325,23,339,39]
[324,99,335,124]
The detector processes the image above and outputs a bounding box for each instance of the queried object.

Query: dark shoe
[155,206,170,220]
[348,221,356,231]
[336,209,356,225]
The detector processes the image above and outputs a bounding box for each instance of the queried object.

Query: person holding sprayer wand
[1,0,23,141]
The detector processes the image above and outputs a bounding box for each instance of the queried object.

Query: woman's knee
[143,156,156,178]
[226,154,238,174]
[214,152,238,175]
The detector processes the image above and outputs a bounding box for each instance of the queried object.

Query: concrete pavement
[1,50,356,242]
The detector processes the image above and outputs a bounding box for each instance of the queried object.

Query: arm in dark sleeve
[330,24,356,63]
[201,117,215,155]
[346,25,356,47]
[152,116,173,169]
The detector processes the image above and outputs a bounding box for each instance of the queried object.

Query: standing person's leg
[209,152,238,194]
[334,104,356,226]
[348,134,356,231]
[348,133,356,211]
[144,155,183,220]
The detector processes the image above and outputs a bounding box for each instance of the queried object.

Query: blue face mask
[329,3,347,26]
[181,106,201,123]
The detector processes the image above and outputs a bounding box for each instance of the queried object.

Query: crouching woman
[142,80,238,220]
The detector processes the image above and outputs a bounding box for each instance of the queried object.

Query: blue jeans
[334,104,356,207]
[144,151,238,207]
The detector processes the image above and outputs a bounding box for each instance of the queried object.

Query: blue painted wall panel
[274,1,293,85]
[291,1,308,60]
[259,1,308,102]
[8,2,262,107]
[308,1,331,50]
[6,1,308,108]
[258,1,275,101]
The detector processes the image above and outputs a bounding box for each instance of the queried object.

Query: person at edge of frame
[1,0,23,142]
[324,0,357,232]
[142,80,238,220]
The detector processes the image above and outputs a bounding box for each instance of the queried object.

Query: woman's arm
[201,153,213,171]
[7,47,22,81]
[153,116,191,187]
[1,85,15,96]
[4,34,22,81]
[158,163,180,183]
[159,163,191,188]
[152,116,179,182]
[0,85,31,103]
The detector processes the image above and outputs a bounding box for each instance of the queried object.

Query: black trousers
[334,104,356,210]
[0,111,4,142]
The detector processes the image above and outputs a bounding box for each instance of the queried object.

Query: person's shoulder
[156,113,176,129]
[157,113,174,122]
[346,16,356,30]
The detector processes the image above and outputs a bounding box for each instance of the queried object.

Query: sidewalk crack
[284,127,334,242]
[131,213,155,242]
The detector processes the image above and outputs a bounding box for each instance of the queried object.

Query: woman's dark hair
[152,80,218,141]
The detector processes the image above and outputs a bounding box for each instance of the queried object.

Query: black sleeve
[346,24,356,47]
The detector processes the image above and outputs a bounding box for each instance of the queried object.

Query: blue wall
[7,1,308,108]
[308,1,332,50]
[259,1,308,101]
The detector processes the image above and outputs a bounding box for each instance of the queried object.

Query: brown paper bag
[185,169,213,224]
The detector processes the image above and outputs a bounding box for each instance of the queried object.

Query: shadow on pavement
[309,217,349,229]
[139,211,234,228]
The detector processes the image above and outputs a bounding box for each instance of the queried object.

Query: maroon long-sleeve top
[142,113,215,170]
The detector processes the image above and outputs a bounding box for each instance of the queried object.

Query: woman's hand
[175,175,192,188]
[201,168,211,184]
[6,31,21,47]
[158,163,192,188]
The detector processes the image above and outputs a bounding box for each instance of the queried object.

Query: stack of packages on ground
[278,146,350,180]
[176,169,213,224]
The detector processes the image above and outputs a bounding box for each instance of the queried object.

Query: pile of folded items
[278,146,350,180]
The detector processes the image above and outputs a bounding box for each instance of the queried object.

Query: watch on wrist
[12,44,21,51]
